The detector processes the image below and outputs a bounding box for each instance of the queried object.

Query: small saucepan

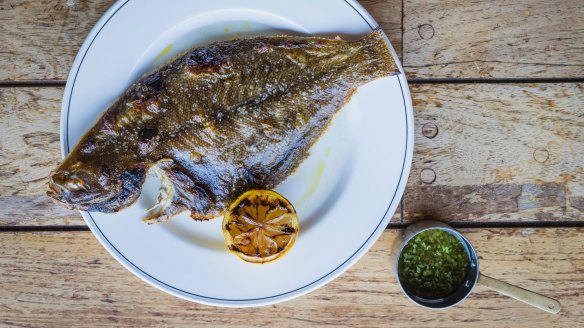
[391,220,561,313]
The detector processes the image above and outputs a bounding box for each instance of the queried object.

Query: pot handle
[478,273,561,314]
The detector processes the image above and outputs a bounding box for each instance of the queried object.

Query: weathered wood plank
[0,87,399,226]
[0,0,116,81]
[403,0,584,78]
[405,83,584,222]
[0,87,62,197]
[0,196,82,226]
[359,0,403,59]
[3,83,583,225]
[0,0,401,81]
[0,87,84,225]
[0,228,582,326]
[4,0,583,80]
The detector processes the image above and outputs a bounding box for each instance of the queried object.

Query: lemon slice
[222,190,298,263]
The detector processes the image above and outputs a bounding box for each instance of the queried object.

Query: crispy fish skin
[47,30,399,223]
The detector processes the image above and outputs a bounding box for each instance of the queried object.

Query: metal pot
[391,220,561,313]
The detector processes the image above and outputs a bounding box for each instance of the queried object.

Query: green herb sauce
[398,229,470,299]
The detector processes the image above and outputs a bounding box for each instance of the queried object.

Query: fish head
[47,146,146,212]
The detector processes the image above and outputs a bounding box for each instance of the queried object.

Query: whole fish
[47,30,399,223]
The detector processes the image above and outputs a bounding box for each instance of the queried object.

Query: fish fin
[143,163,182,224]
[143,160,214,224]
[190,212,215,221]
[359,29,400,76]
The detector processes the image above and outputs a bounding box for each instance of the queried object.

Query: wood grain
[0,87,402,227]
[1,228,582,327]
[359,0,403,59]
[405,83,584,223]
[4,1,584,80]
[3,83,582,225]
[1,1,583,326]
[0,0,402,81]
[0,0,116,81]
[403,0,584,78]
[0,87,83,225]
[0,87,62,197]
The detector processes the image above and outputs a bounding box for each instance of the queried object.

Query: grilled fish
[47,30,399,223]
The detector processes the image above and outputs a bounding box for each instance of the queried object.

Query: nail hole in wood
[533,148,549,163]
[418,24,435,40]
[420,168,436,184]
[422,123,438,139]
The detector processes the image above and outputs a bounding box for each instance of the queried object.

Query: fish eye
[70,161,83,170]
[65,176,87,191]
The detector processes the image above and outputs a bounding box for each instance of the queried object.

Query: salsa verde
[398,229,470,299]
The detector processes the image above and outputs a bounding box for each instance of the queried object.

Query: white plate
[62,0,413,307]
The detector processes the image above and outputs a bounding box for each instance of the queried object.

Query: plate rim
[60,0,414,307]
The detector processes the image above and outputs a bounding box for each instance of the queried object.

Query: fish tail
[358,29,400,77]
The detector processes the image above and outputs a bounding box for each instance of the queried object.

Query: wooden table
[1,1,583,326]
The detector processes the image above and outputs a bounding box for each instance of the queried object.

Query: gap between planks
[2,78,584,88]
[2,221,584,232]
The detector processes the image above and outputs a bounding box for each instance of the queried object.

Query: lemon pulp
[222,190,298,263]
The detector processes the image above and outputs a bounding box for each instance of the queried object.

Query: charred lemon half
[222,190,298,263]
